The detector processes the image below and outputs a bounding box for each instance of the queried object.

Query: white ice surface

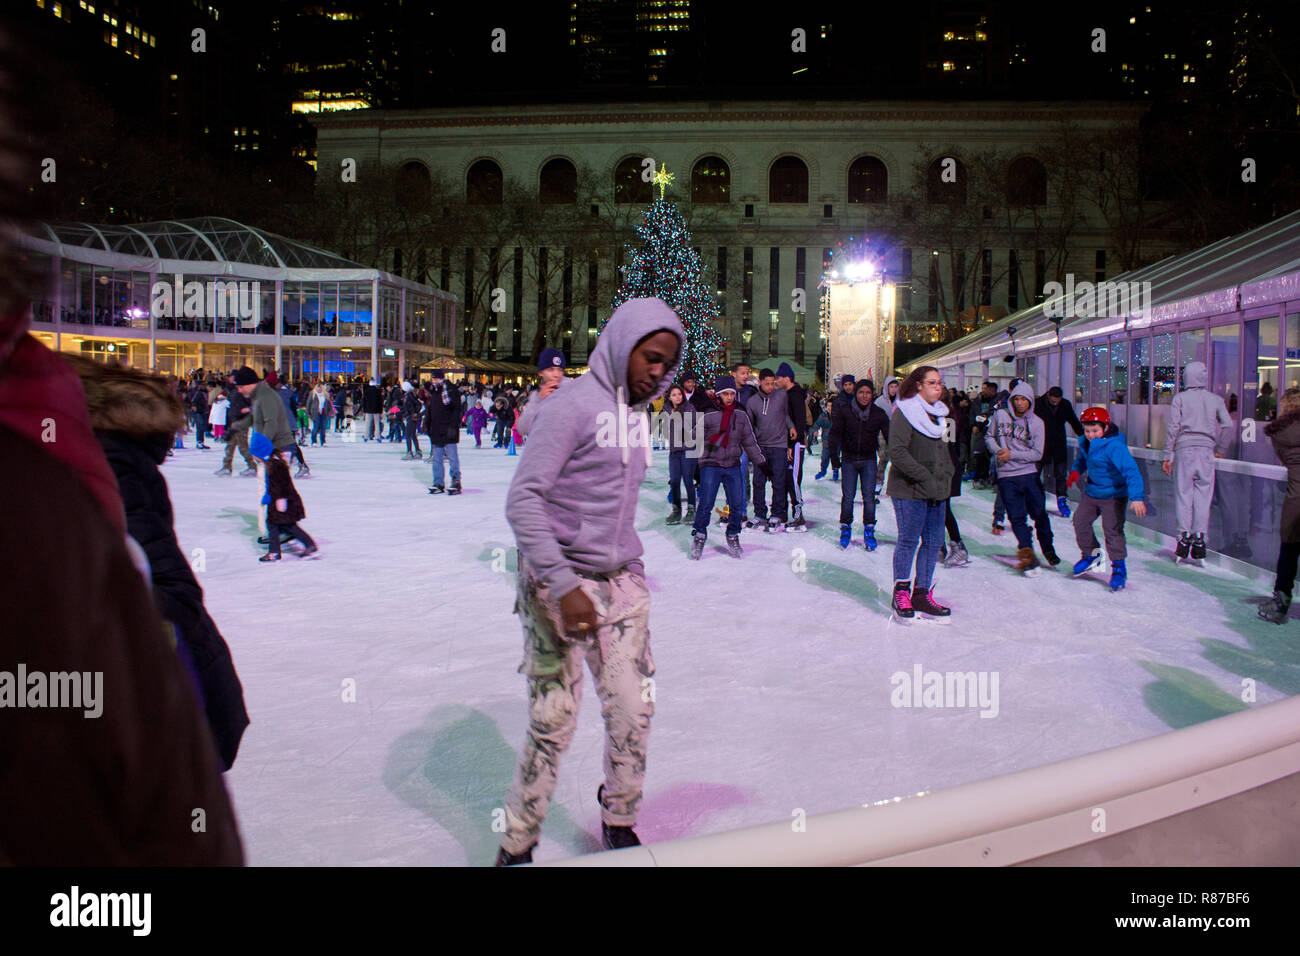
[162,431,1291,866]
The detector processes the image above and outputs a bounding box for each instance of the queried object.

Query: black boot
[1175,532,1191,560]
[448,478,462,495]
[665,505,682,525]
[597,785,641,850]
[495,844,535,866]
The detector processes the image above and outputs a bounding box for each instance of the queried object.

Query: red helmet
[1080,406,1111,426]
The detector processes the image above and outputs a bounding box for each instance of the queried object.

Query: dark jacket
[829,397,890,461]
[278,383,297,422]
[252,379,294,450]
[188,385,209,419]
[1034,394,1083,464]
[685,388,716,413]
[886,405,955,501]
[699,404,766,470]
[362,382,383,414]
[786,383,808,446]
[63,355,250,773]
[664,401,699,452]
[423,379,463,445]
[402,389,423,420]
[1265,409,1300,543]
[266,455,306,525]
[226,384,252,430]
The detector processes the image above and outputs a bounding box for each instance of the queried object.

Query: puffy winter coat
[423,379,463,445]
[252,380,294,450]
[266,455,306,525]
[1071,424,1146,502]
[886,405,954,501]
[698,404,766,470]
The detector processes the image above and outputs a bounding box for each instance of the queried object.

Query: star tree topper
[653,164,675,200]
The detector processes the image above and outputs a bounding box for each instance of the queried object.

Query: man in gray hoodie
[1162,360,1233,561]
[746,368,795,530]
[986,380,1057,573]
[497,297,683,866]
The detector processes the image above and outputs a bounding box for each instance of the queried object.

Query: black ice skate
[429,484,445,494]
[666,505,682,525]
[495,845,534,867]
[725,533,743,558]
[1258,590,1292,625]
[1175,532,1192,562]
[448,478,462,495]
[689,532,705,561]
[1191,533,1207,561]
[1041,542,1061,567]
[911,586,951,624]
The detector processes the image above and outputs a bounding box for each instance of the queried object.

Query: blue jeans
[739,452,750,518]
[431,443,460,485]
[892,498,947,591]
[840,458,878,527]
[668,450,697,507]
[751,445,787,521]
[311,413,329,445]
[692,464,745,537]
[998,472,1053,551]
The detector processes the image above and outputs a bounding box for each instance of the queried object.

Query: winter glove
[1067,470,1080,489]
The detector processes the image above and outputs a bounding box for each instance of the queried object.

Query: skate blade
[917,614,952,626]
[889,613,915,627]
[1022,567,1042,577]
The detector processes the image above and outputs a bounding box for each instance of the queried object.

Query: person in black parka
[64,354,250,771]
[1035,386,1083,515]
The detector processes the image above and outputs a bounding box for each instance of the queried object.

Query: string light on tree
[604,172,725,382]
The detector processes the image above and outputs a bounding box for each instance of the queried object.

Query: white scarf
[898,394,949,439]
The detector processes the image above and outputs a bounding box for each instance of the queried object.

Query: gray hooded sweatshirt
[984,380,1046,479]
[874,376,899,418]
[745,386,793,447]
[1164,361,1232,458]
[506,298,683,597]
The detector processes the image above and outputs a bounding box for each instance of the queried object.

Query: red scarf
[708,405,735,448]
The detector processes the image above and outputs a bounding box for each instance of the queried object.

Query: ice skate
[767,518,785,533]
[863,524,877,552]
[429,484,445,494]
[742,518,763,533]
[258,552,281,562]
[814,468,827,480]
[1174,532,1191,562]
[911,586,951,624]
[683,505,695,523]
[238,467,257,477]
[785,514,807,533]
[839,523,851,549]
[991,520,1005,535]
[1056,495,1071,518]
[689,531,706,560]
[213,466,232,476]
[1072,552,1104,577]
[1041,542,1061,567]
[666,505,682,525]
[295,464,310,479]
[1016,546,1041,576]
[400,453,414,461]
[1191,533,1207,562]
[297,542,319,559]
[1258,590,1292,624]
[725,533,743,558]
[448,478,462,496]
[495,845,534,867]
[943,541,970,568]
[1109,559,1127,591]
[890,581,915,623]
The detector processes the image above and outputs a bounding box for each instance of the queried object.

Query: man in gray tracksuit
[498,297,683,866]
[745,368,794,529]
[1162,361,1232,559]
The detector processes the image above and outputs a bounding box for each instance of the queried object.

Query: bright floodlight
[845,260,875,281]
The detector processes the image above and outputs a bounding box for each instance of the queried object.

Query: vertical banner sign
[828,280,895,385]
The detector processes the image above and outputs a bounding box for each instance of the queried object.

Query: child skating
[1067,407,1146,591]
[249,430,318,561]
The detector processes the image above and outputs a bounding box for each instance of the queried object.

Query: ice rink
[163,431,1293,865]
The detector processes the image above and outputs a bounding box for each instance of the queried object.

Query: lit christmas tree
[605,165,725,381]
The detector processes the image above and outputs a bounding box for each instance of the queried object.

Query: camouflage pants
[501,562,655,855]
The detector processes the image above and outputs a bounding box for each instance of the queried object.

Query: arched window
[466,159,502,205]
[1006,156,1047,206]
[692,156,730,203]
[539,158,577,204]
[927,156,967,204]
[395,161,430,209]
[847,156,887,204]
[768,155,808,204]
[614,156,651,203]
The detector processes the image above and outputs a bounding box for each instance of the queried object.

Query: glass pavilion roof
[30,217,361,270]
[902,208,1300,369]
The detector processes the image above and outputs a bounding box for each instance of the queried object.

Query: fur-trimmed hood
[62,354,186,438]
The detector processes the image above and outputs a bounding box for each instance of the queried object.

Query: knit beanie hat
[713,375,736,394]
[537,347,565,371]
[841,374,856,387]
[233,366,259,386]
[248,430,274,460]
[777,362,795,379]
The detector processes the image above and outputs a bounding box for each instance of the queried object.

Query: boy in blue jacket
[1067,406,1148,590]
